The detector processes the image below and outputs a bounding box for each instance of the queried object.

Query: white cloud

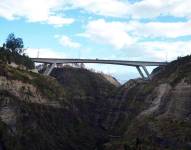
[168,0,191,18]
[1,0,191,23]
[25,48,67,58]
[118,41,191,61]
[64,0,191,19]
[66,0,191,19]
[129,21,191,38]
[130,0,167,19]
[67,0,130,17]
[56,35,81,48]
[47,16,74,27]
[81,18,191,50]
[130,0,191,19]
[141,41,191,61]
[81,19,191,50]
[82,19,136,49]
[0,0,74,27]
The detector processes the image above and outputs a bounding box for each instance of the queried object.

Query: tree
[1,33,34,69]
[5,33,24,54]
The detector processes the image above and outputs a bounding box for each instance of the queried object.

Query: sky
[0,0,191,82]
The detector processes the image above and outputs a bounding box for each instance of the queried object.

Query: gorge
[0,55,191,150]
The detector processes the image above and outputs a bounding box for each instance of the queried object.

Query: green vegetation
[153,55,191,85]
[0,63,66,103]
[0,63,116,150]
[5,33,24,54]
[103,55,191,150]
[0,33,34,69]
[0,47,191,150]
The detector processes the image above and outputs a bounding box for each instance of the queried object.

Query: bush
[0,47,34,69]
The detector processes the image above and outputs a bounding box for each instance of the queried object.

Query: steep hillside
[0,55,191,150]
[104,55,191,150]
[0,64,115,150]
[98,73,120,87]
[50,66,117,127]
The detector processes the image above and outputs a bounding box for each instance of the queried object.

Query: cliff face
[0,64,113,150]
[104,56,191,150]
[0,55,191,150]
[50,67,117,128]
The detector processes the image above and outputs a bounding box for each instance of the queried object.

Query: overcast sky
[0,0,191,82]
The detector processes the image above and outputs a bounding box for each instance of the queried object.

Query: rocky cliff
[0,64,115,150]
[104,56,191,150]
[0,55,191,150]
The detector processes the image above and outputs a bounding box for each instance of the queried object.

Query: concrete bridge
[32,58,168,79]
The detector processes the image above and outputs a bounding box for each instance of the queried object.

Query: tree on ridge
[5,33,24,54]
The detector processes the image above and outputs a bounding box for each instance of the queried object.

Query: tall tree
[5,33,24,54]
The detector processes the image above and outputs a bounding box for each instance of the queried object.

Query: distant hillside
[98,73,121,87]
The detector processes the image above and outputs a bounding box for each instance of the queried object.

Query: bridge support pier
[44,63,56,75]
[136,65,151,80]
[142,66,151,80]
[32,58,167,80]
[136,66,145,79]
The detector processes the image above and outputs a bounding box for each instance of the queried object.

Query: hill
[104,55,191,150]
[0,64,116,150]
[0,55,191,150]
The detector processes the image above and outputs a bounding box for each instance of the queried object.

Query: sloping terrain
[0,64,116,150]
[0,55,191,150]
[50,66,117,128]
[104,56,191,150]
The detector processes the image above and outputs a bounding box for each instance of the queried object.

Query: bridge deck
[32,58,168,67]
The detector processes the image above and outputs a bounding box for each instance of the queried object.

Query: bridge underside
[32,58,167,80]
[40,63,152,80]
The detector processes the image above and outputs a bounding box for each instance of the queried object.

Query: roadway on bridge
[32,58,168,79]
[32,58,168,67]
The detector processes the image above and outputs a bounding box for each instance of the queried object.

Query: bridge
[32,58,168,79]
